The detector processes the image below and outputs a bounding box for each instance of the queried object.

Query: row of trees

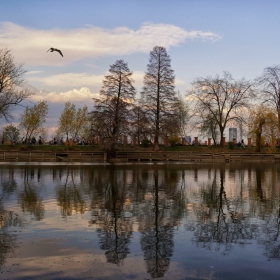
[91,46,184,151]
[0,46,186,148]
[3,101,89,145]
[2,46,280,151]
[89,46,280,151]
[0,48,91,145]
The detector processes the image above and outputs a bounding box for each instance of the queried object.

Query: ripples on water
[0,162,280,279]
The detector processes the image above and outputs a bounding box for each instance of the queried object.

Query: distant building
[229,128,237,142]
[185,136,191,144]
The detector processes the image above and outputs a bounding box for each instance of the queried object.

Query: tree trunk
[219,126,225,146]
[154,60,160,151]
[256,132,262,152]
[278,110,280,135]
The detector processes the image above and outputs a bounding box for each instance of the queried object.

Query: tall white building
[229,128,237,142]
[185,136,191,144]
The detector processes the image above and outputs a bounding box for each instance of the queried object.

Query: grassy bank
[0,143,276,153]
[0,144,100,152]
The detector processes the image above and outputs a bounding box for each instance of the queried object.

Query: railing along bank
[0,151,280,162]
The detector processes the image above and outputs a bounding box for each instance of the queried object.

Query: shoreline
[0,150,279,163]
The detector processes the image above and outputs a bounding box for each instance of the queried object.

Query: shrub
[141,139,152,147]
[168,136,181,146]
[227,141,235,150]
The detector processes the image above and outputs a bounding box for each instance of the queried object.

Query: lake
[0,162,280,280]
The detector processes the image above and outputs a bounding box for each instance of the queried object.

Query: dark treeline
[2,47,280,151]
[91,48,280,151]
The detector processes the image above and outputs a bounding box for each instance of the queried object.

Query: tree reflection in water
[0,201,21,268]
[18,167,44,221]
[252,165,280,260]
[139,170,174,278]
[0,167,23,269]
[89,166,132,265]
[2,168,17,195]
[56,167,86,217]
[189,167,257,254]
[1,163,280,276]
[187,164,280,260]
[137,168,185,278]
[262,207,280,259]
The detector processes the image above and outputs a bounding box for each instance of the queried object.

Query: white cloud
[175,79,185,85]
[0,22,221,65]
[28,71,145,89]
[30,70,183,89]
[26,70,43,75]
[29,73,104,88]
[30,87,99,103]
[131,71,144,88]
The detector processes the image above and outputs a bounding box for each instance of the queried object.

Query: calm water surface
[0,162,280,280]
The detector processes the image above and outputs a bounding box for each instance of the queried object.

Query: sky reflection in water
[0,162,280,280]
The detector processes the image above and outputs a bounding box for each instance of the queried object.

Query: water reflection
[189,164,280,261]
[90,166,133,265]
[191,168,252,255]
[19,167,45,220]
[0,163,280,279]
[56,167,86,217]
[0,201,18,268]
[139,170,176,278]
[0,197,23,269]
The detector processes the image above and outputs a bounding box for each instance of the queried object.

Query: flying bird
[47,48,63,57]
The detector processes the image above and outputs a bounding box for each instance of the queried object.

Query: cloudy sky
[1,0,280,137]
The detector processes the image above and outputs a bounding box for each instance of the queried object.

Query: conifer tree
[91,60,136,151]
[141,46,178,151]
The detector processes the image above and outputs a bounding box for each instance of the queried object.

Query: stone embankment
[0,151,280,163]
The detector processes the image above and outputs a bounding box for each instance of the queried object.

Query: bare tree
[0,48,34,120]
[199,112,219,145]
[188,72,255,146]
[141,46,178,151]
[258,65,280,129]
[177,93,189,138]
[234,108,249,142]
[130,102,151,144]
[91,60,136,151]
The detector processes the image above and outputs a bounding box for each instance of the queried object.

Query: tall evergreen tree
[91,60,136,151]
[141,46,178,151]
[130,102,152,144]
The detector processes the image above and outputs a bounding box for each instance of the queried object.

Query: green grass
[161,145,255,153]
[0,144,102,152]
[0,143,276,153]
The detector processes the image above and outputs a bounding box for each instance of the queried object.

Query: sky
[1,0,280,139]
